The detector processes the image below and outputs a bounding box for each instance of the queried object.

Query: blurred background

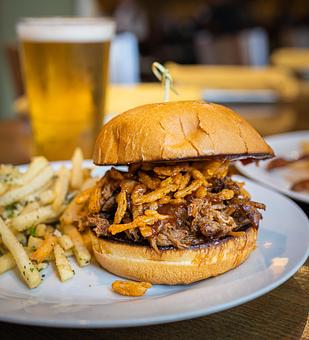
[0,0,309,163]
[1,0,309,118]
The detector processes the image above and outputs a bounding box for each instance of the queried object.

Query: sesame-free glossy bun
[93,101,274,165]
[92,227,257,285]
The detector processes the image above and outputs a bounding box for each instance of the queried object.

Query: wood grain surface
[0,97,308,339]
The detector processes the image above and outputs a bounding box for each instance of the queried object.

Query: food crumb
[112,280,152,297]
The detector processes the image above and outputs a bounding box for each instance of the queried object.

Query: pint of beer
[17,18,115,160]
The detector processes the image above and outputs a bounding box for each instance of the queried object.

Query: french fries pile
[0,148,97,288]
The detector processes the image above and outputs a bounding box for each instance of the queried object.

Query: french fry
[0,183,7,195]
[0,252,16,274]
[36,261,48,272]
[45,225,55,236]
[52,167,70,212]
[82,229,93,254]
[57,234,73,250]
[0,166,54,206]
[62,224,91,267]
[0,217,41,288]
[83,168,91,180]
[28,236,44,251]
[24,247,33,257]
[21,157,49,184]
[81,177,97,191]
[70,148,84,189]
[0,165,22,186]
[1,203,20,220]
[54,244,74,282]
[15,232,27,246]
[36,224,47,237]
[21,202,40,215]
[38,190,55,205]
[30,235,57,263]
[64,248,73,257]
[75,188,92,205]
[12,205,60,232]
[44,252,55,262]
[29,181,54,199]
[60,199,82,225]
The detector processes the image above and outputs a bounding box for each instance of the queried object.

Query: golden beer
[17,18,115,160]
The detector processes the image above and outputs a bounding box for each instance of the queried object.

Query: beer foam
[17,18,115,42]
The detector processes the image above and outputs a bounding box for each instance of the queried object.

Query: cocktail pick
[152,62,178,102]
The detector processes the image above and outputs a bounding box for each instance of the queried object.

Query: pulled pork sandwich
[81,101,274,284]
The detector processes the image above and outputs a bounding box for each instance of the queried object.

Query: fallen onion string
[151,62,178,102]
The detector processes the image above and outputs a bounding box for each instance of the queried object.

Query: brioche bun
[92,227,257,285]
[93,101,274,165]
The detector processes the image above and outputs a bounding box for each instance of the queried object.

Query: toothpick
[152,62,178,102]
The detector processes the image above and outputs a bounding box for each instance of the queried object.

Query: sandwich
[80,101,274,284]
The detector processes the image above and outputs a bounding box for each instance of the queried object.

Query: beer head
[17,17,115,42]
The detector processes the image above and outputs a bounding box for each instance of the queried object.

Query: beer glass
[17,18,115,160]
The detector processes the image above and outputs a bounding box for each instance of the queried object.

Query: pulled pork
[78,160,265,250]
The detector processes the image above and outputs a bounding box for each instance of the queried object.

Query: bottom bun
[92,227,257,285]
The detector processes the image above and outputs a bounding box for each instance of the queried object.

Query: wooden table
[0,98,308,339]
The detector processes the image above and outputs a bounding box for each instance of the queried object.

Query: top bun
[93,101,274,165]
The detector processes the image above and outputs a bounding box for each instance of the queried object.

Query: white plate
[0,163,308,328]
[236,130,309,204]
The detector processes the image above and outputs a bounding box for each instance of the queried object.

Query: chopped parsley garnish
[4,203,17,218]
[28,225,37,237]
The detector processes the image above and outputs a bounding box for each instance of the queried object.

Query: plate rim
[0,167,308,328]
[0,240,308,330]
